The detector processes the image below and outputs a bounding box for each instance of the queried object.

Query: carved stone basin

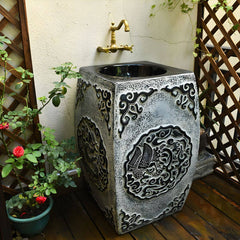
[75,61,200,234]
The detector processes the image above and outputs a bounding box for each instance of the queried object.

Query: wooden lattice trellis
[195,0,240,186]
[0,0,40,195]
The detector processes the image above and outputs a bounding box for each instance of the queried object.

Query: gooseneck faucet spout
[97,19,133,53]
[110,19,130,32]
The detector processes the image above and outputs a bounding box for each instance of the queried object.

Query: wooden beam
[0,175,12,240]
[18,0,41,143]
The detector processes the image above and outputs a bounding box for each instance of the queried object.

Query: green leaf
[2,164,13,178]
[76,168,81,177]
[18,203,23,209]
[232,24,239,32]
[8,92,16,97]
[45,189,51,196]
[61,87,67,95]
[32,151,41,157]
[22,79,31,84]
[50,188,57,194]
[69,181,77,188]
[15,82,23,90]
[193,52,198,57]
[26,71,34,78]
[196,28,202,34]
[38,96,47,103]
[206,53,212,57]
[16,121,22,127]
[194,43,199,49]
[30,143,42,150]
[15,162,23,170]
[0,36,11,44]
[52,95,61,107]
[26,154,38,163]
[5,158,15,163]
[15,67,25,73]
[225,5,232,12]
[10,123,17,129]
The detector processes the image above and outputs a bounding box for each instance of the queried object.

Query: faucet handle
[126,44,134,52]
[130,45,134,53]
[118,44,133,53]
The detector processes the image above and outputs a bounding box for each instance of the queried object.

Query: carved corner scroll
[76,79,91,107]
[119,184,190,233]
[163,83,197,119]
[120,210,150,233]
[94,85,112,134]
[118,88,157,138]
[157,184,190,218]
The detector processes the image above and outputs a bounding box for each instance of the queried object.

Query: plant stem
[0,60,10,156]
[0,130,10,156]
[37,72,69,113]
[13,168,25,196]
[23,83,30,142]
[0,60,7,120]
[37,95,54,113]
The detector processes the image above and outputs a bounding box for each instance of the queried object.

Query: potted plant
[0,36,81,236]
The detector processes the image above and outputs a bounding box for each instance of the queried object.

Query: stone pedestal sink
[75,61,200,234]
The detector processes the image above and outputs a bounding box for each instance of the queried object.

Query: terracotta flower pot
[6,196,53,237]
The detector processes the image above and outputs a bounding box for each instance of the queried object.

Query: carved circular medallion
[77,117,108,191]
[124,125,192,199]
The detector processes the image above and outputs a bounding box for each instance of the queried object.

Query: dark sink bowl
[99,63,167,78]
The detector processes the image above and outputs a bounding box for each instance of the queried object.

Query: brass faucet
[97,20,133,53]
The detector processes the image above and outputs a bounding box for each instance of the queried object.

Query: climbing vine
[150,0,233,15]
[149,0,238,57]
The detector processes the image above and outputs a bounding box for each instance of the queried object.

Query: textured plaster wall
[25,0,197,140]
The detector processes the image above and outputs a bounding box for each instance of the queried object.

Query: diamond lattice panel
[0,0,40,194]
[195,0,240,186]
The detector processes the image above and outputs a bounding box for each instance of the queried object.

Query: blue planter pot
[6,196,53,237]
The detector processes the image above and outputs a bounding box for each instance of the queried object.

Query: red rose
[13,146,24,158]
[0,122,9,130]
[36,196,47,204]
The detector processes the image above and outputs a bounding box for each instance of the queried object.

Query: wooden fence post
[0,175,12,240]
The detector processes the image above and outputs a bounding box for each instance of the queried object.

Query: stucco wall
[25,0,197,140]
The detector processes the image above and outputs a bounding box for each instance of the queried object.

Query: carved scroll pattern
[118,88,157,138]
[124,125,192,199]
[94,85,112,134]
[77,117,108,191]
[163,83,197,119]
[119,185,190,233]
[120,210,150,233]
[157,184,190,218]
[75,79,91,107]
[103,207,115,227]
